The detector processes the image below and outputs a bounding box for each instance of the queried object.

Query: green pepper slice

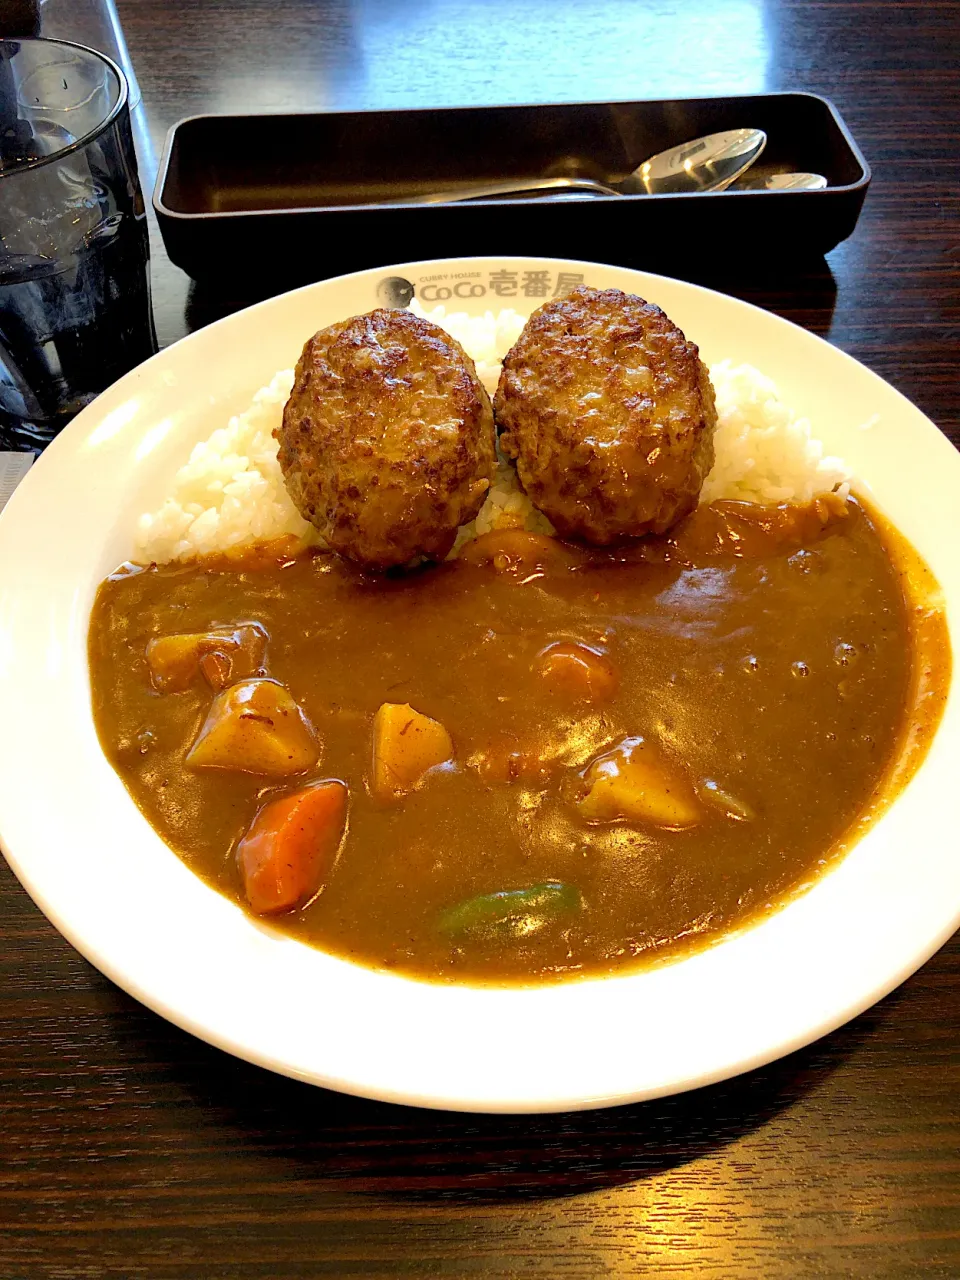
[437,882,582,942]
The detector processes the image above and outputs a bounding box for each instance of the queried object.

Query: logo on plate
[376,276,416,309]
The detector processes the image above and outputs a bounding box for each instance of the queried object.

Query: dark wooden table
[2,2,958,1275]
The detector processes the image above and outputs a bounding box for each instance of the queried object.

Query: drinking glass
[0,37,156,451]
[39,0,143,110]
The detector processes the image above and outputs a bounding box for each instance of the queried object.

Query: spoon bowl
[397,128,767,205]
[732,167,829,191]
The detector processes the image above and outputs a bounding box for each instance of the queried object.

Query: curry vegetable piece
[146,624,266,693]
[236,779,348,915]
[698,778,756,822]
[459,528,573,580]
[187,678,319,777]
[534,640,618,703]
[578,736,701,828]
[438,882,582,941]
[372,702,453,800]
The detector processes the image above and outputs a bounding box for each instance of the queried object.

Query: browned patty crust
[276,308,496,570]
[494,286,717,543]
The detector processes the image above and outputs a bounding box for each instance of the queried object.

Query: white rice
[135,370,316,563]
[701,359,850,506]
[135,304,851,566]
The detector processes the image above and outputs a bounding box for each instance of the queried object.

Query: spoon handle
[391,176,621,205]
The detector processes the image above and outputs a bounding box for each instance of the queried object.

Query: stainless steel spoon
[395,127,767,204]
[733,169,828,191]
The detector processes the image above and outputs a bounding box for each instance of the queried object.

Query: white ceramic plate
[0,256,958,1114]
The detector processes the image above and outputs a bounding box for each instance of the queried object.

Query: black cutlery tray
[153,92,870,281]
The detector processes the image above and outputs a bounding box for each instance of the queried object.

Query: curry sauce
[88,497,950,984]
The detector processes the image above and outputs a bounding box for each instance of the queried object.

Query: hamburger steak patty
[494,286,717,543]
[277,308,496,570]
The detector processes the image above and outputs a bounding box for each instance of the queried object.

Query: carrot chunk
[237,779,348,915]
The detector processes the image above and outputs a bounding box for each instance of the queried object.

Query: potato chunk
[187,679,319,777]
[372,702,453,800]
[578,736,700,828]
[146,624,266,693]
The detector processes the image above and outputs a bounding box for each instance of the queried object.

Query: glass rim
[0,36,129,180]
